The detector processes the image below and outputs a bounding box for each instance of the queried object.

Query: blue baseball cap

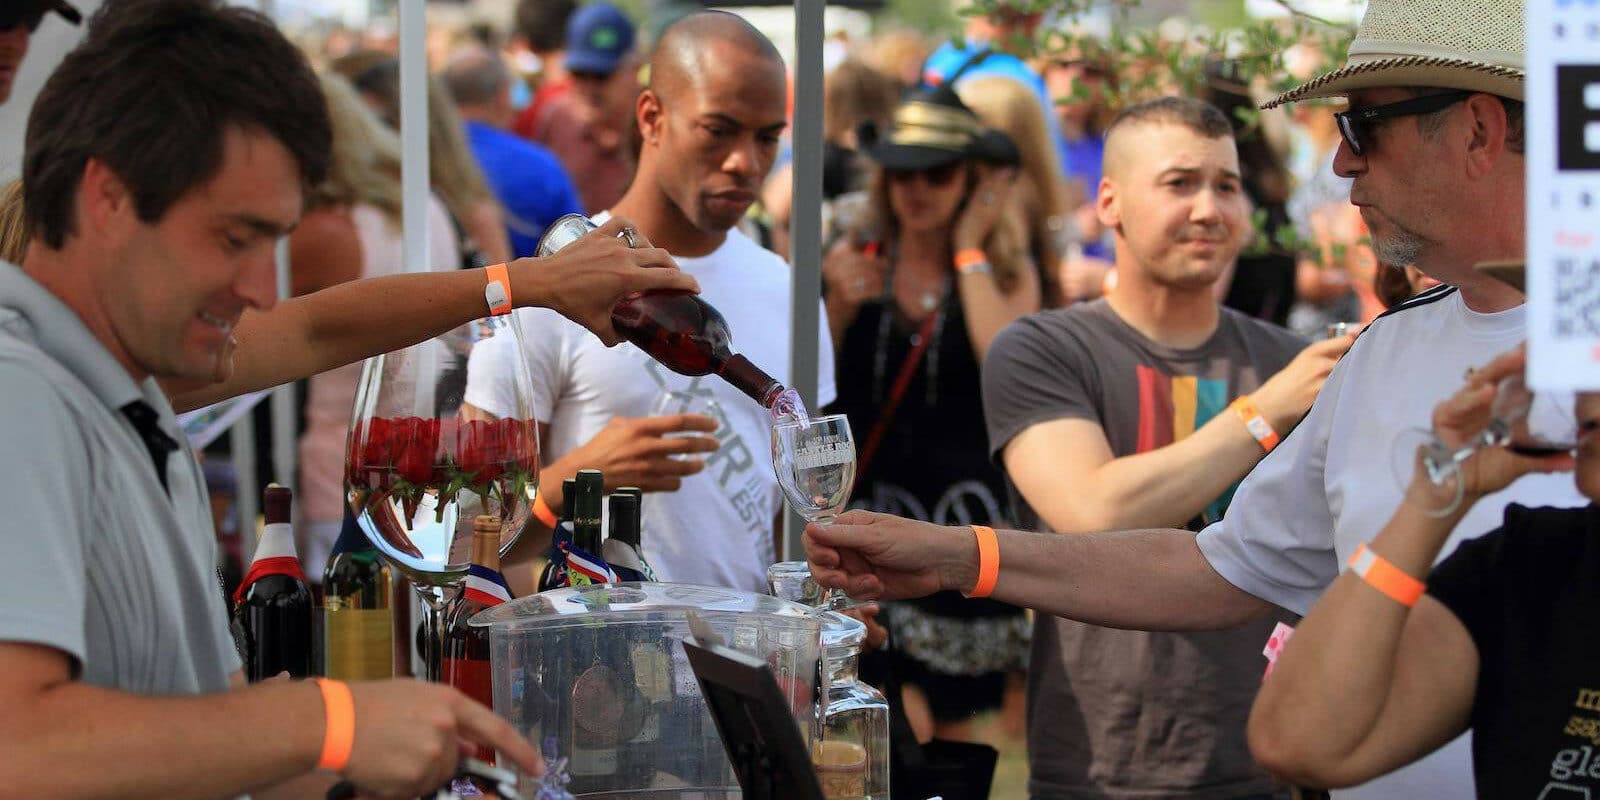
[564,3,636,77]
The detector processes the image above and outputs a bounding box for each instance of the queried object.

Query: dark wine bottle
[233,484,313,681]
[536,477,579,593]
[322,508,394,681]
[444,515,510,763]
[611,290,786,408]
[572,469,605,556]
[603,490,654,582]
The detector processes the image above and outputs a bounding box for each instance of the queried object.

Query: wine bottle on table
[322,508,394,680]
[445,515,513,762]
[535,477,579,593]
[603,489,655,582]
[565,469,615,586]
[232,484,313,681]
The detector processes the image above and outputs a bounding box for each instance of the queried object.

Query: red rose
[499,418,539,473]
[394,416,442,486]
[458,419,506,485]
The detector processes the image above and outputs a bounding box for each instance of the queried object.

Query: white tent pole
[784,0,825,562]
[399,0,430,276]
[270,238,297,496]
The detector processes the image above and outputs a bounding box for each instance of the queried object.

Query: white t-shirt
[1198,284,1588,800]
[467,225,836,592]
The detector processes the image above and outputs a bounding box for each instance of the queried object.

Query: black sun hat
[857,82,1020,172]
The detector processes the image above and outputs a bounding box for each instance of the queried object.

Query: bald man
[976,96,1348,797]
[483,11,836,594]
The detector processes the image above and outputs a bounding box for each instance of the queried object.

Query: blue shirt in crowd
[463,120,583,258]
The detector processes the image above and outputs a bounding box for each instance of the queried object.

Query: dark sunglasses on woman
[886,161,963,187]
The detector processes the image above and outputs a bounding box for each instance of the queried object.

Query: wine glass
[345,315,540,680]
[650,388,725,460]
[1390,374,1576,516]
[772,414,857,526]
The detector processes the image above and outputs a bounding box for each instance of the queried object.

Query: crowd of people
[0,0,1590,798]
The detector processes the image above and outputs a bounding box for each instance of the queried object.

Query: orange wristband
[953,248,990,275]
[1348,543,1426,607]
[966,525,999,598]
[532,493,559,528]
[313,678,355,772]
[1230,395,1280,453]
[484,263,513,316]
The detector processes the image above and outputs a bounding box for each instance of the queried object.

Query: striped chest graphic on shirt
[1132,365,1237,525]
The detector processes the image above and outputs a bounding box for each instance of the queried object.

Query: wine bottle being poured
[537,214,808,422]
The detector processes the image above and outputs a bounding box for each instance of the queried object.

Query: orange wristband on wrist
[484,263,513,316]
[954,248,990,275]
[966,525,999,598]
[1348,543,1426,607]
[532,493,559,528]
[313,678,355,772]
[1230,395,1280,453]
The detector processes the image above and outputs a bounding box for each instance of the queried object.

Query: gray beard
[1371,224,1426,269]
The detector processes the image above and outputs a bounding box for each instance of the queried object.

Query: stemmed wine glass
[772,415,864,610]
[1390,373,1577,516]
[345,316,540,680]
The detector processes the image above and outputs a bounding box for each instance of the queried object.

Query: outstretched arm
[168,216,695,412]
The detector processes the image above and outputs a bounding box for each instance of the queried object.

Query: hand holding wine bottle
[520,215,699,347]
[334,678,543,796]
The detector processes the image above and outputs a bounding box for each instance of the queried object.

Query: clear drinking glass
[650,389,724,460]
[1391,373,1577,515]
[771,414,856,526]
[345,317,540,680]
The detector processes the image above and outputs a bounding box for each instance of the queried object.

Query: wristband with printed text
[1348,543,1426,607]
[484,263,513,316]
[1230,395,1280,453]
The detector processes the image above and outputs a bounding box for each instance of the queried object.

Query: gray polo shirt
[0,259,240,693]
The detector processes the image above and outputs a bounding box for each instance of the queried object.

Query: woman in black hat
[823,83,1040,745]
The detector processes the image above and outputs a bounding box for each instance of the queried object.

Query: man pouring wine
[468,10,836,595]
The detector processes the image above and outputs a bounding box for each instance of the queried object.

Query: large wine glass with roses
[345,316,539,680]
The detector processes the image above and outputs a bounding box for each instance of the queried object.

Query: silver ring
[982,192,996,206]
[853,279,866,291]
[617,227,639,248]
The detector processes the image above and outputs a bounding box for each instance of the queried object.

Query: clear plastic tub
[470,583,824,797]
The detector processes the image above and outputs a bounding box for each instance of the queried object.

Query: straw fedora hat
[857,83,1021,172]
[1262,0,1524,109]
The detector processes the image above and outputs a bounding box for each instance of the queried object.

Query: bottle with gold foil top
[322,509,394,680]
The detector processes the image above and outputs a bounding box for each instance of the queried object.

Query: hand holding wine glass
[1395,345,1575,515]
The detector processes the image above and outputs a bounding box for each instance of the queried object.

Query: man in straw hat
[804,1,1584,796]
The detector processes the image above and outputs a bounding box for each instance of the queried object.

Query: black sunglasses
[0,7,47,33]
[887,161,963,186]
[1334,91,1474,156]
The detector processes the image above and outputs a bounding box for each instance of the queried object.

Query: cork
[263,483,292,524]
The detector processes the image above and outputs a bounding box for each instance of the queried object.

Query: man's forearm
[2,679,324,799]
[978,527,1273,631]
[1062,414,1267,532]
[174,269,495,412]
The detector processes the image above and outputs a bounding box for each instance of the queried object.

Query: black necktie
[121,400,178,492]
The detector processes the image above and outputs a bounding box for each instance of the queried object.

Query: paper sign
[1527,1,1600,391]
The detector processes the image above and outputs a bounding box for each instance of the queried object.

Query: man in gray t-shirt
[980,98,1345,799]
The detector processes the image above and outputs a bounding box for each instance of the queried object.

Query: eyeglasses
[886,161,963,187]
[1334,91,1474,156]
[0,7,47,33]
